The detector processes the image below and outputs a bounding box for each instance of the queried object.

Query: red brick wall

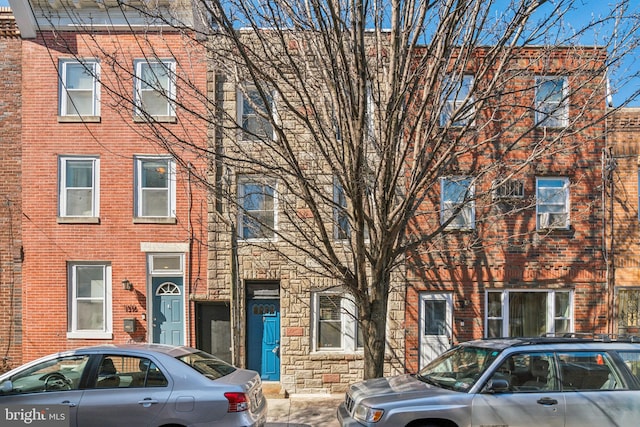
[20,29,209,361]
[404,48,608,373]
[0,10,22,372]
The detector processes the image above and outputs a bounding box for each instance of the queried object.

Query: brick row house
[4,0,622,396]
[10,0,209,363]
[610,108,640,336]
[0,7,22,371]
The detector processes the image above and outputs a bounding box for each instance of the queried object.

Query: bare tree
[29,0,640,378]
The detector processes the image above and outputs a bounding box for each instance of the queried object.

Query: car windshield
[417,345,499,392]
[178,351,237,380]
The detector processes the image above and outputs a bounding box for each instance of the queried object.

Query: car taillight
[224,392,249,412]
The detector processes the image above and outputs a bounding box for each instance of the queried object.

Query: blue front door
[152,277,183,345]
[247,299,280,381]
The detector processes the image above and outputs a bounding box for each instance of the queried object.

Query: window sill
[67,331,113,339]
[133,217,177,224]
[57,115,101,123]
[133,115,177,123]
[310,351,363,361]
[57,216,100,224]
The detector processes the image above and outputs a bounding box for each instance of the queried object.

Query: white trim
[59,59,101,117]
[58,155,100,218]
[134,59,176,118]
[134,156,176,219]
[140,242,189,253]
[67,263,112,339]
[237,177,278,241]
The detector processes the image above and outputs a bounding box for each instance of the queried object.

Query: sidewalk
[266,394,344,427]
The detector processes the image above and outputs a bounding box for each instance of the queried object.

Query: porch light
[122,278,133,291]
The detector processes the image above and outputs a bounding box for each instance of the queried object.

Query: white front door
[419,292,453,369]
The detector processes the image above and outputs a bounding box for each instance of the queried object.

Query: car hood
[348,374,456,405]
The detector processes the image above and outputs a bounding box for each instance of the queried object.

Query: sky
[2,0,638,105]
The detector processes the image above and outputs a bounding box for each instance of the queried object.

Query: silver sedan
[0,343,267,426]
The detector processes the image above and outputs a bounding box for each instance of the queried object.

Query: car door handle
[61,400,77,408]
[138,398,159,407]
[537,397,558,406]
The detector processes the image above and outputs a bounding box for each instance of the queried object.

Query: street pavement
[266,394,344,427]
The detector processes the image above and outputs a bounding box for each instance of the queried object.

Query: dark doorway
[196,302,232,363]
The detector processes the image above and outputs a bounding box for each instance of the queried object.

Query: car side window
[490,352,559,392]
[618,351,640,384]
[556,352,625,390]
[94,355,168,388]
[1,355,90,394]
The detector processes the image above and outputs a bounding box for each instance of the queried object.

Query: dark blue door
[152,277,183,345]
[247,299,280,380]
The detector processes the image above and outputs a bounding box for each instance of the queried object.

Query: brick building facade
[11,0,210,362]
[404,47,609,372]
[0,7,22,372]
[609,108,640,336]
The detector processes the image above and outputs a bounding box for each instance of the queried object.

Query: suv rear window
[178,351,236,380]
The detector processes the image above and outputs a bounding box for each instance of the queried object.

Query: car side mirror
[0,380,13,393]
[483,378,509,393]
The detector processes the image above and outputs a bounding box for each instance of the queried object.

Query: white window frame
[59,156,100,218]
[440,176,475,230]
[485,289,573,338]
[535,76,568,127]
[59,59,100,117]
[237,177,277,241]
[312,291,362,352]
[67,262,112,339]
[134,156,176,219]
[440,74,474,127]
[238,86,275,141]
[536,177,570,230]
[134,59,176,118]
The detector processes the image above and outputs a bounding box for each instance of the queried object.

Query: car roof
[459,334,640,350]
[71,343,201,357]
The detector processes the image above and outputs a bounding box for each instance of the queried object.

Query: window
[4,355,90,394]
[134,59,176,118]
[617,288,640,331]
[135,156,176,219]
[490,352,559,391]
[238,86,274,140]
[535,76,568,127]
[485,290,572,338]
[441,176,475,229]
[557,352,624,390]
[238,178,276,240]
[440,74,474,127]
[95,355,168,388]
[59,59,100,118]
[59,156,99,218]
[334,178,350,240]
[313,292,362,352]
[68,263,112,339]
[536,177,569,230]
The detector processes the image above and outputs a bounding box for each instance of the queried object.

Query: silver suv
[337,336,640,427]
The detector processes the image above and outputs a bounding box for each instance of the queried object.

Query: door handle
[138,398,159,407]
[537,397,558,406]
[61,400,77,408]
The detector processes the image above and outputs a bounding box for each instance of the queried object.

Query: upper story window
[238,86,274,141]
[440,74,474,127]
[536,177,570,230]
[134,156,176,220]
[58,156,100,220]
[238,177,277,241]
[535,76,568,127]
[134,59,176,120]
[440,176,475,230]
[59,59,100,119]
[312,291,362,352]
[68,262,112,339]
[334,178,350,240]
